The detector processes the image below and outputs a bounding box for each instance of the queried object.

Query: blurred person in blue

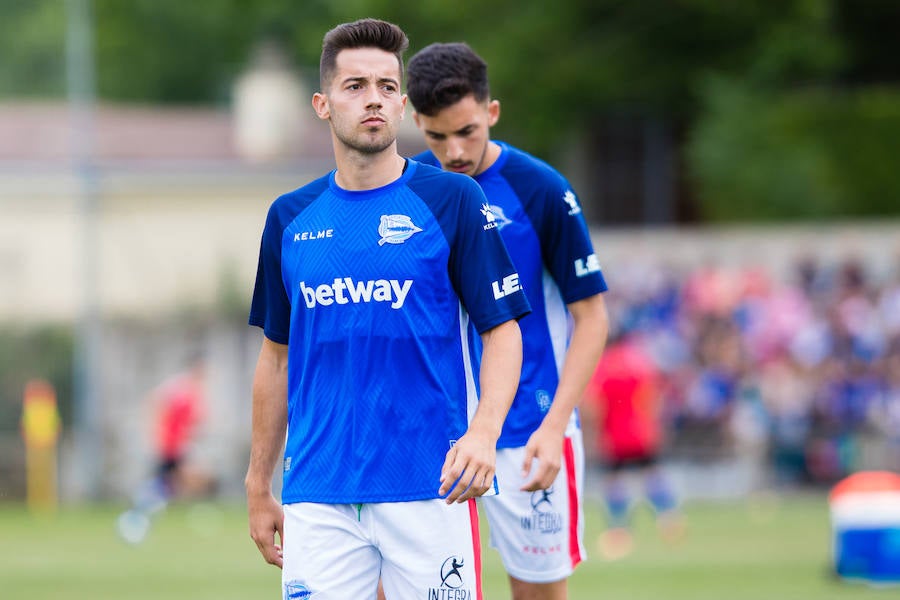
[245,19,529,600]
[404,42,609,600]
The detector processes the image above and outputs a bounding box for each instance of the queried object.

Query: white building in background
[232,40,308,163]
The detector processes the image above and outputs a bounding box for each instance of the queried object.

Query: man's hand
[247,491,284,568]
[439,429,497,503]
[520,425,564,491]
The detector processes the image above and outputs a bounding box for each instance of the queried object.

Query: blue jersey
[249,159,530,504]
[415,143,608,448]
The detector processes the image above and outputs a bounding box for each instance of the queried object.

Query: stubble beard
[333,122,397,155]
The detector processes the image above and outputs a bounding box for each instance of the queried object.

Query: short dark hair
[406,42,490,116]
[319,18,409,91]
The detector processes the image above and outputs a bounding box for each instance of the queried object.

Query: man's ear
[312,92,330,121]
[412,111,422,129]
[488,99,500,127]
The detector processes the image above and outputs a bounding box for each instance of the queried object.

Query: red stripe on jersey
[564,438,583,569]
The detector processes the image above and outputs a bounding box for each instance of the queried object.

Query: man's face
[414,94,499,177]
[313,47,406,154]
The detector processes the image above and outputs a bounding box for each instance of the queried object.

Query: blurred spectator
[582,332,684,559]
[595,253,900,488]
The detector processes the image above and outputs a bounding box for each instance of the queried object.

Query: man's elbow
[482,319,523,356]
[575,294,610,340]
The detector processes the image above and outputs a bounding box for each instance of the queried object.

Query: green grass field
[0,494,894,599]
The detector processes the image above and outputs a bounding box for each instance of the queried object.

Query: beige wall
[1,169,318,322]
[3,169,899,324]
[590,221,900,282]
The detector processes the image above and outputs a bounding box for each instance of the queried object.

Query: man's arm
[520,293,608,491]
[440,318,523,503]
[245,337,289,568]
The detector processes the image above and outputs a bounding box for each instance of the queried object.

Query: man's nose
[446,137,464,160]
[364,86,383,109]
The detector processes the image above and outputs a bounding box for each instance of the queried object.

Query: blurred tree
[834,0,900,86]
[0,0,898,222]
[0,1,67,98]
[689,81,900,221]
[687,0,900,221]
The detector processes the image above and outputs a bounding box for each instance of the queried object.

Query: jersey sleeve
[535,176,608,303]
[447,176,532,333]
[248,201,292,344]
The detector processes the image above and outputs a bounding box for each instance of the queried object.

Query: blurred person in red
[117,354,215,543]
[582,331,684,559]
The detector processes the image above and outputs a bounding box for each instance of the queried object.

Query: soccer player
[117,354,214,544]
[581,331,684,559]
[245,20,530,599]
[405,42,609,600]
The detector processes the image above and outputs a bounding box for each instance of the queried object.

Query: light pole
[66,0,103,501]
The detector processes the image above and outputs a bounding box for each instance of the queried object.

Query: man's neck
[333,142,405,191]
[473,140,502,177]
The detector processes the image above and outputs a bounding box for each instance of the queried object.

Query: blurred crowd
[599,253,900,487]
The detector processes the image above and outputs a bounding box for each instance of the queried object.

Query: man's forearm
[245,338,289,495]
[472,319,523,438]
[543,294,609,433]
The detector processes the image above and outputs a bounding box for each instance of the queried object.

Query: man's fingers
[271,543,284,568]
[439,463,461,497]
[440,446,476,497]
[520,460,549,491]
[443,467,471,503]
[273,526,284,568]
[447,467,496,503]
[250,526,284,568]
[460,471,492,501]
[440,440,496,501]
[443,467,490,503]
[521,447,536,478]
[439,446,459,489]
[520,457,562,491]
[521,473,552,491]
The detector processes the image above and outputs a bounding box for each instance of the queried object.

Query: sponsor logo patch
[563,190,581,216]
[428,555,473,599]
[293,229,333,242]
[299,278,413,309]
[574,253,601,277]
[491,273,522,300]
[481,203,498,230]
[378,214,422,245]
[482,204,512,230]
[521,486,563,534]
[284,581,312,600]
[536,390,551,413]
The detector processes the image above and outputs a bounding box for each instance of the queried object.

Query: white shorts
[282,499,483,600]
[481,431,586,583]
